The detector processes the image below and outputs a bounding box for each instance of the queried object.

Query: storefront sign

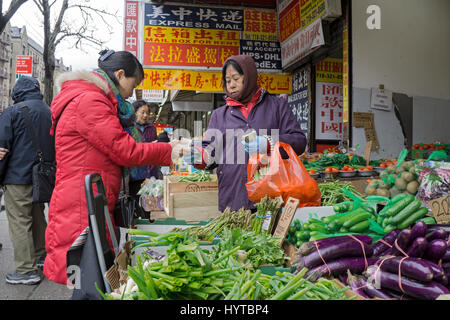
[124,1,139,57]
[281,17,324,69]
[15,55,33,78]
[239,40,281,70]
[300,0,326,28]
[342,18,349,123]
[144,3,281,70]
[288,66,310,138]
[315,82,343,140]
[315,57,343,83]
[137,69,292,94]
[278,0,301,43]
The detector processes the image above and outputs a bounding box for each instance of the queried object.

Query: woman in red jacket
[43,50,185,285]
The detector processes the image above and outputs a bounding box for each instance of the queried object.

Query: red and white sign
[281,17,324,69]
[15,55,33,75]
[124,0,139,57]
[315,82,343,140]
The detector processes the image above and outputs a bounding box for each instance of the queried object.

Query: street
[0,194,72,300]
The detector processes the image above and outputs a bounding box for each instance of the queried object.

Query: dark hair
[132,99,159,113]
[221,59,243,88]
[98,49,144,86]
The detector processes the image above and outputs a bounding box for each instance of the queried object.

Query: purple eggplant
[358,276,395,300]
[371,229,400,257]
[346,271,370,299]
[425,229,448,242]
[442,262,450,270]
[424,239,448,262]
[406,237,428,258]
[298,235,373,256]
[365,266,449,300]
[443,249,450,262]
[305,257,377,282]
[378,248,393,257]
[390,229,413,256]
[299,238,374,269]
[375,256,434,283]
[424,261,447,285]
[427,224,450,234]
[383,289,417,300]
[411,221,428,240]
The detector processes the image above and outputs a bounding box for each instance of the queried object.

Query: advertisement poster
[278,0,302,43]
[124,1,139,57]
[288,66,310,137]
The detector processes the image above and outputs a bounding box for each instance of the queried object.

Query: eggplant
[424,239,448,263]
[365,266,449,300]
[426,224,450,234]
[346,271,370,299]
[298,235,373,256]
[376,256,434,283]
[300,238,374,269]
[383,288,417,300]
[358,276,395,300]
[443,249,450,262]
[371,229,400,257]
[424,261,447,285]
[442,262,450,270]
[390,229,413,256]
[425,229,448,242]
[406,237,428,258]
[305,257,378,282]
[410,221,428,240]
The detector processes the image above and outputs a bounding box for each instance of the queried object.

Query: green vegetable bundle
[319,180,361,206]
[173,207,255,241]
[377,193,435,233]
[251,195,283,235]
[177,170,212,182]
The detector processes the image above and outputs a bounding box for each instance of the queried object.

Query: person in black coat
[0,76,55,285]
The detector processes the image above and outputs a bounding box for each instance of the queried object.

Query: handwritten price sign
[428,195,450,224]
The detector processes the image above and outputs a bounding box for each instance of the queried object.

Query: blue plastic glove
[182,147,203,165]
[241,136,268,155]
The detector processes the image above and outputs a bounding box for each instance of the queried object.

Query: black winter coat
[0,78,55,185]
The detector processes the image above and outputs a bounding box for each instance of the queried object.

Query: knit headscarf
[223,54,259,104]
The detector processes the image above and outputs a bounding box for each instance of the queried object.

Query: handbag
[20,106,56,203]
[113,174,136,228]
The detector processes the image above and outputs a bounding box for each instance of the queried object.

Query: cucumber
[327,221,339,232]
[390,193,410,204]
[397,207,429,229]
[339,227,349,233]
[343,212,372,229]
[390,200,422,225]
[302,223,310,231]
[381,195,415,217]
[333,202,353,213]
[299,231,311,241]
[335,208,367,226]
[418,216,437,225]
[360,203,376,216]
[384,224,397,233]
[309,223,327,233]
[376,216,384,225]
[349,220,370,232]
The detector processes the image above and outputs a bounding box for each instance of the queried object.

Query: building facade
[0,22,12,113]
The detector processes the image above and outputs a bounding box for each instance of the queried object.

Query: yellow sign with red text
[137,69,292,94]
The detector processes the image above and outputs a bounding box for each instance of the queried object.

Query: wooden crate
[163,175,220,222]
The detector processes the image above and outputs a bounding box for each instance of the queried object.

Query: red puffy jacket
[43,71,172,285]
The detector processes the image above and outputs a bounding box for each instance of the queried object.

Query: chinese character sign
[288,66,310,138]
[137,69,291,94]
[300,0,326,29]
[124,0,139,56]
[143,3,281,70]
[315,82,343,140]
[278,0,301,42]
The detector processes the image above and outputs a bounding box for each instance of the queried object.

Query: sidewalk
[0,195,73,300]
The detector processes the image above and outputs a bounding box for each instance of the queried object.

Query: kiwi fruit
[401,172,414,182]
[406,181,419,194]
[409,166,416,174]
[377,188,391,198]
[365,186,377,195]
[395,178,407,191]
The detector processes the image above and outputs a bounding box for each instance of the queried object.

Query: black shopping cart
[67,173,119,300]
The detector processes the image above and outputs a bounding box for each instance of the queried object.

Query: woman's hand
[0,148,9,160]
[169,140,191,163]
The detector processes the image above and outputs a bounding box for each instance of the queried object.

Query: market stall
[93,146,449,301]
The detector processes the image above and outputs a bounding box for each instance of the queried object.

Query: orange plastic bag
[246,142,321,208]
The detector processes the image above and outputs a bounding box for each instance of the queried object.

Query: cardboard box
[163,175,220,222]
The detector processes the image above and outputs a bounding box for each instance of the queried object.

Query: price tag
[364,141,373,166]
[428,195,450,224]
[273,197,300,244]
